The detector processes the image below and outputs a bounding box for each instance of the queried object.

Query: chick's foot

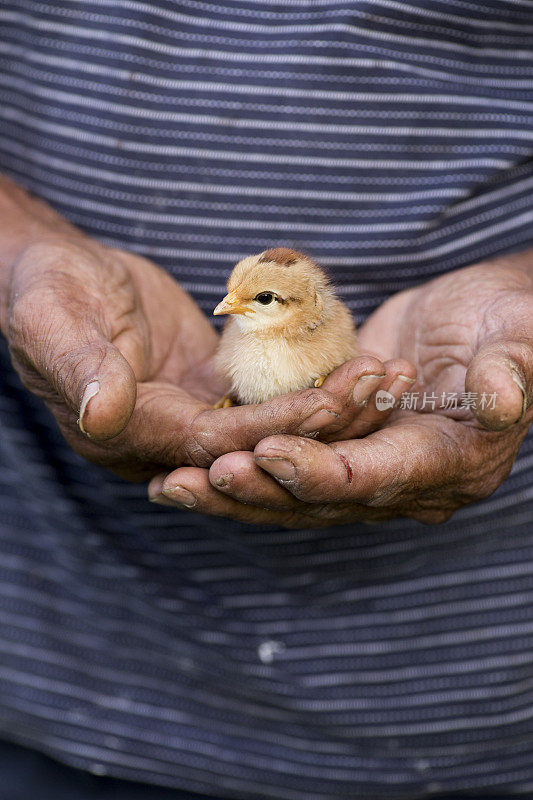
[214,394,235,409]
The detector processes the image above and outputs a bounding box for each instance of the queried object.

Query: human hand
[0,177,410,482]
[152,256,533,525]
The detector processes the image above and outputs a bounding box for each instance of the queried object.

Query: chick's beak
[213,289,254,316]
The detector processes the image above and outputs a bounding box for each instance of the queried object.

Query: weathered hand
[0,177,409,482]
[152,256,533,525]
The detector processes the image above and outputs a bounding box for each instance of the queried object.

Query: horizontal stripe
[1,102,512,169]
[2,2,533,797]
[55,0,533,37]
[5,9,533,80]
[12,2,533,61]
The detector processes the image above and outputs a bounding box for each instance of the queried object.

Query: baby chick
[213,248,358,405]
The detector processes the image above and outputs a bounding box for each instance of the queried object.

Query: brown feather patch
[259,247,302,266]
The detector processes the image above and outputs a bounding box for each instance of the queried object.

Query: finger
[254,418,464,506]
[352,358,417,432]
[149,461,397,526]
[187,386,355,466]
[84,380,355,477]
[208,452,394,523]
[324,358,416,441]
[466,339,533,430]
[86,362,415,475]
[149,466,303,526]
[12,302,138,442]
[320,354,385,404]
[146,472,177,506]
[68,381,209,481]
[8,245,140,441]
[209,451,299,510]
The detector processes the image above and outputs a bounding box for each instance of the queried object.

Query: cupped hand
[4,238,397,481]
[153,256,533,525]
[0,179,411,481]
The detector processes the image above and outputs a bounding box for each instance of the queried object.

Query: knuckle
[356,355,384,374]
[184,413,222,467]
[285,388,334,416]
[301,387,340,416]
[250,399,280,430]
[128,389,184,466]
[283,388,316,413]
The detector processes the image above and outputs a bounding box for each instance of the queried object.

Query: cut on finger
[254,417,464,507]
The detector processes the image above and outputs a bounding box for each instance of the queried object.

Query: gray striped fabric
[1,1,533,797]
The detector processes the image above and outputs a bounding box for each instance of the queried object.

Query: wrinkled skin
[152,259,533,526]
[0,177,410,483]
[2,177,531,524]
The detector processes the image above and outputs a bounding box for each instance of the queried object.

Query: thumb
[465,339,533,430]
[75,343,137,441]
[8,276,138,442]
[32,316,137,441]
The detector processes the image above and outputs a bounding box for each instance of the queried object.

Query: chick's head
[213,248,331,334]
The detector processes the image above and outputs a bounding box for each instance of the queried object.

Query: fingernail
[148,472,167,498]
[161,486,197,508]
[353,373,386,405]
[510,365,528,420]
[388,374,417,398]
[78,380,99,435]
[149,494,177,507]
[299,408,338,434]
[215,473,234,488]
[255,457,296,482]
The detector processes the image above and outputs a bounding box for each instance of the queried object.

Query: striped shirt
[1,1,533,797]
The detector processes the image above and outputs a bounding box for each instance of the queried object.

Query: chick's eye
[255,292,275,305]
